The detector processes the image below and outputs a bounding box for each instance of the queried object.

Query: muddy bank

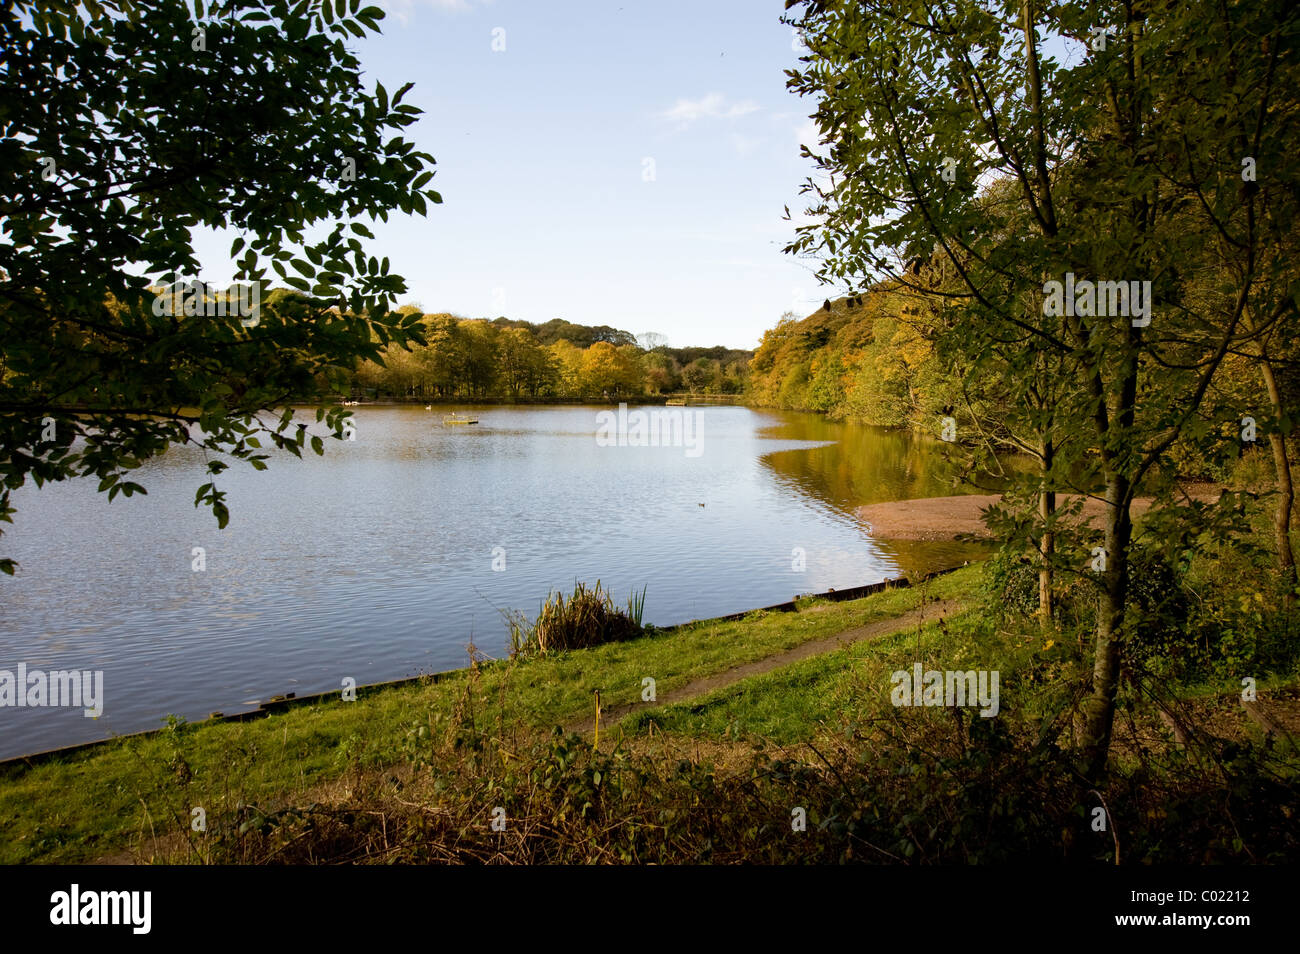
[857,488,1222,541]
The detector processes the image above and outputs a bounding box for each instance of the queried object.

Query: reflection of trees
[757,410,1001,575]
[759,411,964,511]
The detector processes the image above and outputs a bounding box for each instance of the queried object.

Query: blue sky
[259,0,824,349]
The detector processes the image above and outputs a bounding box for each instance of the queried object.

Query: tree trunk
[1038,437,1055,630]
[1258,356,1297,607]
[1081,475,1133,782]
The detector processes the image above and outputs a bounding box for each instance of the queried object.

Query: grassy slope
[0,567,977,864]
[621,609,1035,745]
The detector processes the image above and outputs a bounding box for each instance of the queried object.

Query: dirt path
[856,488,1221,541]
[567,598,963,735]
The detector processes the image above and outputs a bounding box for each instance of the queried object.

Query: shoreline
[0,566,963,769]
[856,486,1224,541]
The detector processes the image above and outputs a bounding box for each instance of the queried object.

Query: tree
[534,318,636,348]
[784,0,1299,780]
[547,340,585,397]
[497,326,545,398]
[682,358,715,394]
[580,342,641,398]
[640,350,679,394]
[460,320,499,397]
[0,0,442,571]
[418,315,465,396]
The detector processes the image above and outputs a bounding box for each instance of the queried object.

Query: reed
[507,580,645,656]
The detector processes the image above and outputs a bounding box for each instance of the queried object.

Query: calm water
[0,405,987,758]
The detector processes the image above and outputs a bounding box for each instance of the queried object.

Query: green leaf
[0,0,440,551]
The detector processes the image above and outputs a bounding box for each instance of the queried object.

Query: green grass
[621,612,1000,744]
[0,565,980,864]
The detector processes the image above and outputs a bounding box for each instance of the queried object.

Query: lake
[0,404,989,758]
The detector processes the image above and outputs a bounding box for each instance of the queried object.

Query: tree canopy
[780,0,1300,778]
[0,0,442,568]
[351,312,750,400]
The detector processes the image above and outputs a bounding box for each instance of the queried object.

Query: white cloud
[661,93,760,125]
[422,0,491,9]
[377,0,491,23]
[731,133,764,157]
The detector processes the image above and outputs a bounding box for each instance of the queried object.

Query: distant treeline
[748,290,948,428]
[748,284,1300,485]
[350,309,752,400]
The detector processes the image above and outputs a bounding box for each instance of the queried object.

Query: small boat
[442,413,478,425]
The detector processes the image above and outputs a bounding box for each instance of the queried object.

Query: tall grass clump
[507,581,645,656]
[626,584,647,628]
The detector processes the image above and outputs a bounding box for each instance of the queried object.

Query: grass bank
[4,549,1296,865]
[0,568,974,864]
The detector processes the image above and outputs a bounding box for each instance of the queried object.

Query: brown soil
[856,486,1223,541]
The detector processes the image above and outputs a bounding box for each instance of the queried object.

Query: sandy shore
[856,489,1222,541]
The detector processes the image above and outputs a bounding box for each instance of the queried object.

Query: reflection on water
[0,404,993,758]
[755,411,996,575]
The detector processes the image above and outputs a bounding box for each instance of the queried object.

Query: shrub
[982,544,1092,627]
[507,581,644,656]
